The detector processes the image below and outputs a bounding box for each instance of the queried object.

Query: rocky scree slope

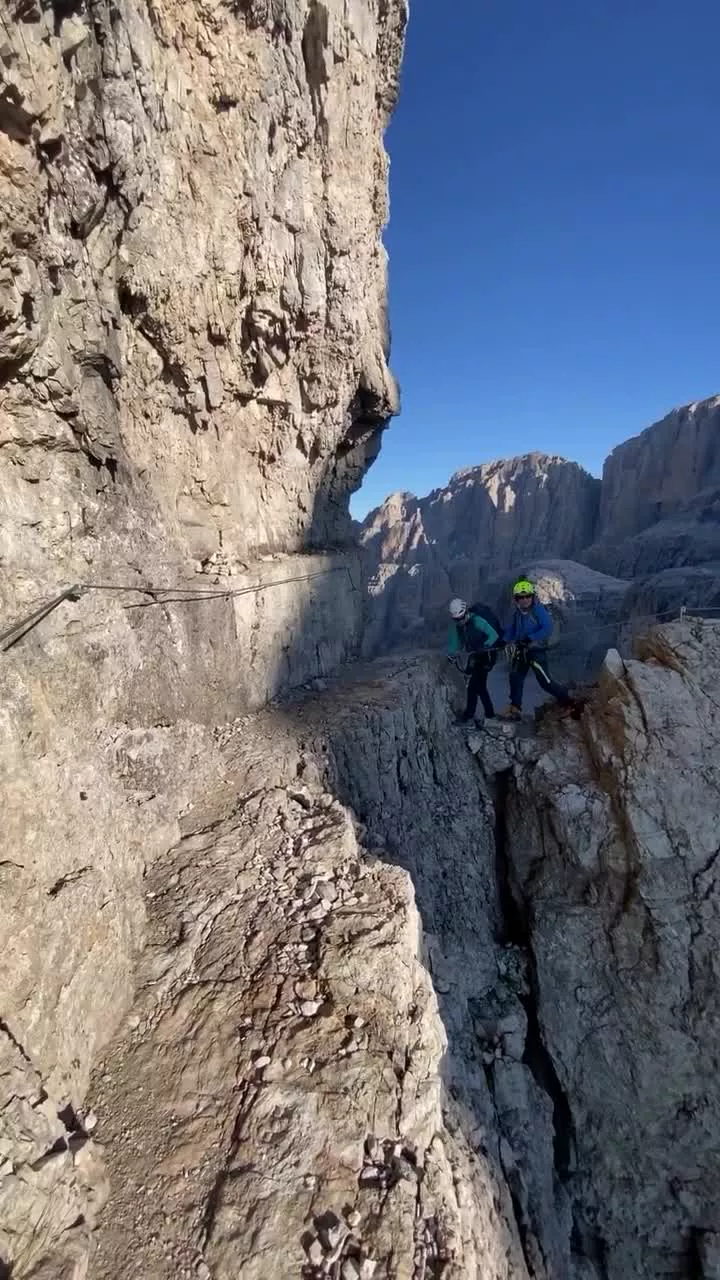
[0,0,406,1274]
[85,664,536,1280]
[359,395,720,657]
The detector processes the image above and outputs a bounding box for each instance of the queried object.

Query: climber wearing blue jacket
[502,578,571,719]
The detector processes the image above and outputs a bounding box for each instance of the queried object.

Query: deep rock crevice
[493,768,576,1186]
[291,660,582,1277]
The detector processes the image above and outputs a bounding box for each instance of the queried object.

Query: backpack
[463,602,503,652]
[529,602,561,649]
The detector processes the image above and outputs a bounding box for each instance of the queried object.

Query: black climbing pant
[509,646,570,710]
[464,650,497,720]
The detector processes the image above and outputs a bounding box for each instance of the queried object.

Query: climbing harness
[448,654,472,676]
[505,642,529,671]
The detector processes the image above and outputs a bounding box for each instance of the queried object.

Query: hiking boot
[500,705,522,721]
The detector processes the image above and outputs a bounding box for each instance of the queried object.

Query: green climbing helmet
[512,578,535,598]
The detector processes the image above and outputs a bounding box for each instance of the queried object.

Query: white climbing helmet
[449,598,467,620]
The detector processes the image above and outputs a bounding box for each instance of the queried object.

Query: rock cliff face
[474,619,720,1278]
[0,0,406,1273]
[361,454,600,578]
[592,395,720,563]
[1,0,405,600]
[574,396,720,606]
[580,396,720,580]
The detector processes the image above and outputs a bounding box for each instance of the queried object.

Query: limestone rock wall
[1,0,406,606]
[1,0,407,742]
[579,396,717,578]
[475,620,720,1278]
[580,394,720,592]
[0,1,406,1273]
[594,395,720,546]
[361,454,600,578]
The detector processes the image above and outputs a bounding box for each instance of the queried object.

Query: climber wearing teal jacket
[502,578,570,719]
[447,597,502,722]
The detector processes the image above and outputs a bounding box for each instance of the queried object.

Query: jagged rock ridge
[359,394,720,658]
[588,394,720,576]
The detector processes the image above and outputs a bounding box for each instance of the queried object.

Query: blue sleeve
[471,614,498,648]
[527,604,551,643]
[503,615,517,642]
[447,624,460,655]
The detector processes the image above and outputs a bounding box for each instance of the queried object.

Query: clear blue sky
[352,0,720,518]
